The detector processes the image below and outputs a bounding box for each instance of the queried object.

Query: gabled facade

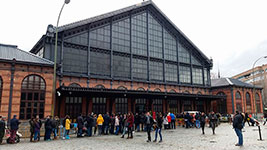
[28,1,221,119]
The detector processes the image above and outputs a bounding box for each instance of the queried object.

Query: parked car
[219,114,229,122]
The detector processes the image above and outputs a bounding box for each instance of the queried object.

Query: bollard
[258,125,263,141]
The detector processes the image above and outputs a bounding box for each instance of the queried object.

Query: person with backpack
[103,112,110,135]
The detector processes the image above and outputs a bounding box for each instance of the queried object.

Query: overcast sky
[1,0,267,77]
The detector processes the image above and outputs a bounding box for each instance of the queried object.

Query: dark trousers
[141,123,144,131]
[44,129,52,141]
[110,125,114,134]
[77,128,83,137]
[0,131,4,144]
[104,125,109,134]
[10,129,17,143]
[211,122,216,134]
[235,128,243,145]
[87,127,92,136]
[30,131,34,142]
[171,120,176,129]
[147,125,151,141]
[201,122,205,134]
[128,127,133,138]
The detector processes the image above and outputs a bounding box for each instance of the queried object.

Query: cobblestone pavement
[1,123,267,150]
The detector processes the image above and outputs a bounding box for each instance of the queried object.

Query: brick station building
[211,78,263,115]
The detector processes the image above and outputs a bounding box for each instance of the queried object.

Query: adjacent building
[211,78,263,115]
[232,64,267,112]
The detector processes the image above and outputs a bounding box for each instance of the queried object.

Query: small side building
[211,78,263,115]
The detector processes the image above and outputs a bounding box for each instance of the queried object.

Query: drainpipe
[231,87,234,114]
[8,58,16,125]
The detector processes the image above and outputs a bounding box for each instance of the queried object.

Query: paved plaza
[1,123,267,150]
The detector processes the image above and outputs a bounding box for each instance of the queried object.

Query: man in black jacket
[200,112,206,134]
[44,116,52,141]
[145,112,154,142]
[86,114,94,137]
[77,113,84,137]
[153,113,163,142]
[103,112,110,135]
[134,113,140,132]
[10,115,20,143]
[209,111,217,134]
[233,111,243,146]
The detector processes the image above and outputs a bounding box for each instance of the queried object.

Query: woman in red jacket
[167,113,171,129]
[127,112,134,139]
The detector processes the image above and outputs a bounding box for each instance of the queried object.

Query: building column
[60,96,66,118]
[82,97,87,115]
[112,98,116,114]
[163,99,166,114]
[106,98,110,113]
[88,97,92,114]
[128,98,132,113]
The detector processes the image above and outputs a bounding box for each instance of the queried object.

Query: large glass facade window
[191,55,201,66]
[256,93,261,113]
[115,98,128,114]
[90,50,111,76]
[204,68,208,85]
[20,75,46,119]
[192,67,203,84]
[113,54,130,78]
[63,46,87,74]
[164,29,177,61]
[90,25,110,50]
[132,57,148,80]
[183,100,192,111]
[246,92,252,113]
[148,13,163,59]
[65,97,82,119]
[179,66,191,83]
[165,63,178,82]
[235,91,242,111]
[93,97,106,115]
[178,43,190,64]
[132,12,147,56]
[150,61,163,81]
[112,18,130,53]
[65,32,88,46]
[196,101,204,112]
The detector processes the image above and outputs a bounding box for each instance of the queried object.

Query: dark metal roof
[31,0,212,65]
[211,78,262,89]
[0,43,53,65]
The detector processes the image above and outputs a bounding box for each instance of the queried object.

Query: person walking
[77,113,84,137]
[153,113,163,143]
[145,112,154,142]
[200,112,206,134]
[44,115,53,141]
[127,112,134,139]
[33,118,41,142]
[97,114,104,135]
[65,115,71,139]
[29,117,35,142]
[10,115,20,144]
[115,115,120,135]
[233,111,243,146]
[209,111,217,134]
[0,116,6,144]
[140,113,145,131]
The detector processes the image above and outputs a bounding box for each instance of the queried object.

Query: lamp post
[52,0,70,117]
[252,56,267,117]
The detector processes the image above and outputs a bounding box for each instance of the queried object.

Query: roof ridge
[226,78,233,85]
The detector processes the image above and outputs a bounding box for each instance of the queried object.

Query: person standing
[44,115,53,141]
[52,116,60,140]
[163,114,168,129]
[103,112,110,135]
[170,113,176,129]
[121,114,128,138]
[145,112,154,142]
[127,112,134,139]
[110,114,115,134]
[167,113,171,129]
[97,114,104,135]
[10,115,20,144]
[86,114,93,137]
[134,113,140,132]
[29,117,35,142]
[115,115,120,135]
[200,112,206,134]
[33,118,41,142]
[153,113,163,142]
[77,113,84,137]
[140,113,145,131]
[0,116,6,144]
[92,114,97,135]
[65,115,71,139]
[233,111,243,146]
[209,111,217,134]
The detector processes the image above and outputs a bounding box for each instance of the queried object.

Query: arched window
[0,76,2,109]
[169,89,176,93]
[246,92,252,113]
[197,91,202,95]
[117,86,127,90]
[95,84,105,89]
[137,87,145,91]
[154,88,161,92]
[184,90,190,94]
[20,75,46,119]
[255,93,261,113]
[69,83,81,87]
[235,91,242,111]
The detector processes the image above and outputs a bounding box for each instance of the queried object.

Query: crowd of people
[0,110,262,146]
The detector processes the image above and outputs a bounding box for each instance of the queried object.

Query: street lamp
[252,56,267,117]
[52,0,70,117]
